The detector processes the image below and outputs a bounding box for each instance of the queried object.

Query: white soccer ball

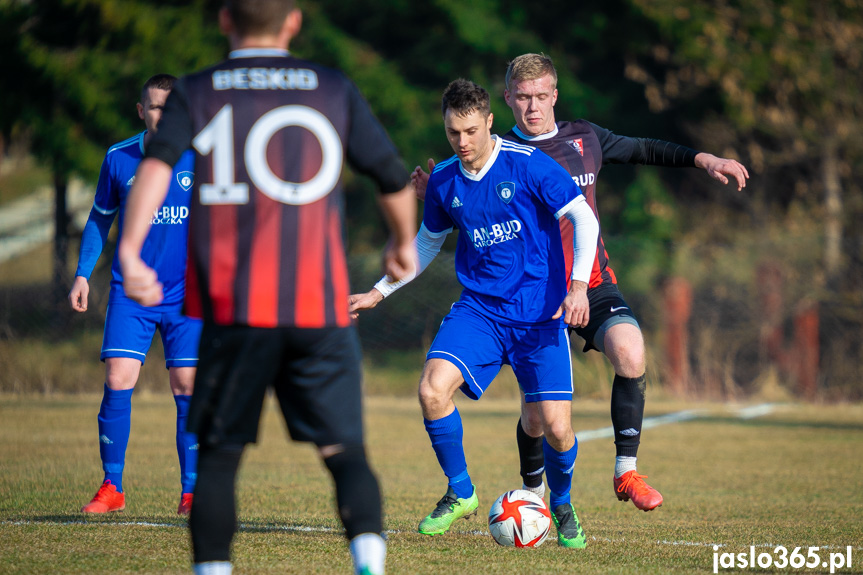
[488,489,552,548]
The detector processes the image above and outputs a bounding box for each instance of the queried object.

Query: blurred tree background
[0,0,861,399]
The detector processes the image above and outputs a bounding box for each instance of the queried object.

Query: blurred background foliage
[0,0,861,399]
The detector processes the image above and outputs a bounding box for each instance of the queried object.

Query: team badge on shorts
[496,181,516,204]
[177,171,195,191]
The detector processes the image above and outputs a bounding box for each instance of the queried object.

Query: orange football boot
[177,493,193,516]
[82,480,126,513]
[614,471,663,511]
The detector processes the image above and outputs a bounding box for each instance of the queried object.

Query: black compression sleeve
[345,80,410,194]
[632,138,699,167]
[590,121,699,167]
[144,79,194,167]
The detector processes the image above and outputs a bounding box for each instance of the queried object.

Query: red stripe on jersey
[328,205,351,327]
[247,194,282,327]
[601,237,617,284]
[295,198,326,327]
[209,205,238,325]
[559,218,575,290]
[184,234,203,319]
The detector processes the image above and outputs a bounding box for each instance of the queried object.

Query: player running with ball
[350,79,599,548]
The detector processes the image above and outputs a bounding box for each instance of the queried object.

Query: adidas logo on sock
[99,434,114,444]
[190,444,199,451]
[451,196,463,208]
[620,428,640,436]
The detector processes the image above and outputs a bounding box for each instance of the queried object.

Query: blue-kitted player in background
[69,74,201,516]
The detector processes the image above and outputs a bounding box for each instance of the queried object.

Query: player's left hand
[348,289,385,319]
[695,153,750,191]
[120,255,164,307]
[553,280,589,328]
[411,158,434,201]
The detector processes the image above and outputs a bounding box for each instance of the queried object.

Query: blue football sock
[543,436,578,509]
[424,408,473,499]
[174,394,199,494]
[98,385,134,492]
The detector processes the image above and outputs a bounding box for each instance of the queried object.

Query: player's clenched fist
[68,276,90,312]
[120,256,164,307]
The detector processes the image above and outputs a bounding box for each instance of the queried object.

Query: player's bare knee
[605,335,645,377]
[104,359,140,390]
[520,402,544,437]
[541,420,574,450]
[169,366,195,395]
[417,380,450,419]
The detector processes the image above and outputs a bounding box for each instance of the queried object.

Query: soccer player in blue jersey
[69,74,201,516]
[350,79,599,548]
[413,54,749,513]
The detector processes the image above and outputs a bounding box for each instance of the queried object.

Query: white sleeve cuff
[373,223,450,297]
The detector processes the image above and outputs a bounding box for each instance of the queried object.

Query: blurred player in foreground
[117,1,417,574]
[413,53,749,512]
[70,74,200,516]
[351,79,599,548]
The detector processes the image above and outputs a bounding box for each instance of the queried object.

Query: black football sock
[610,374,646,459]
[324,444,383,540]
[190,443,243,563]
[516,418,545,489]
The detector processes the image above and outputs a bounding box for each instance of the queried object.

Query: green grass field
[1,394,861,574]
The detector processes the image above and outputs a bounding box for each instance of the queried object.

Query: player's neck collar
[459,135,502,182]
[512,124,559,141]
[229,48,290,59]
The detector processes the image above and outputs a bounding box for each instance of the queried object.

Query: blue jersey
[76,131,195,309]
[423,135,582,327]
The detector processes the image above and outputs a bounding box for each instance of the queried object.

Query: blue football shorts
[101,300,203,368]
[427,302,573,403]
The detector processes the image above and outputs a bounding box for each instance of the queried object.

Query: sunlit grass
[1,395,861,573]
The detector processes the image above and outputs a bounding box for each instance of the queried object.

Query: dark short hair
[225,0,295,37]
[140,74,177,103]
[441,79,491,119]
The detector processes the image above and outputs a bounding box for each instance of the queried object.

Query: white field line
[3,403,791,551]
[4,519,861,553]
[576,403,777,443]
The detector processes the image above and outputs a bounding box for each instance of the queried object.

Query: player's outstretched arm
[68,276,90,312]
[694,152,749,191]
[377,184,418,282]
[118,157,173,307]
[348,289,385,319]
[411,158,435,201]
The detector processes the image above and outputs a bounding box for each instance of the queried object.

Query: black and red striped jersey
[147,49,408,328]
[503,120,698,288]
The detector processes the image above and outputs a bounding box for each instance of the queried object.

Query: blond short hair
[505,53,558,91]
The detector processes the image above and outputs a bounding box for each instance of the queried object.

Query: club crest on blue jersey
[566,138,584,156]
[496,182,516,204]
[177,171,195,191]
